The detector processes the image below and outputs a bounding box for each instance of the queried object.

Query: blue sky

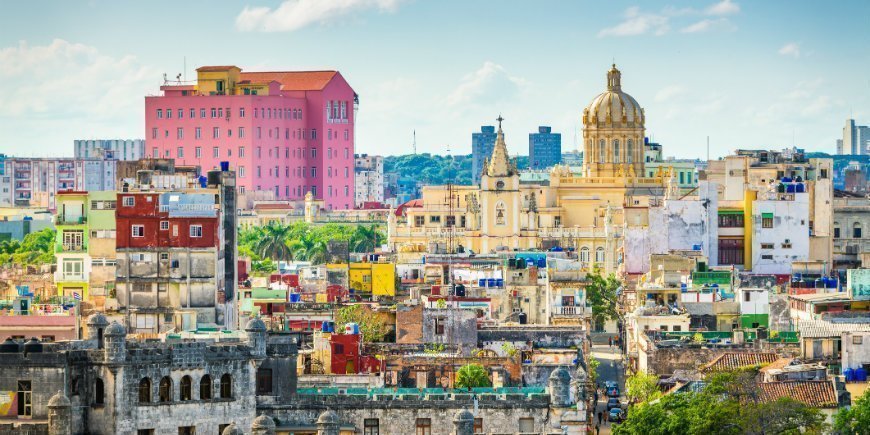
[1,0,868,159]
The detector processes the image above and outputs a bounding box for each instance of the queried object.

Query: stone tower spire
[486,115,515,177]
[607,64,621,91]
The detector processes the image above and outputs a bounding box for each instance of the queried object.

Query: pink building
[145,65,357,210]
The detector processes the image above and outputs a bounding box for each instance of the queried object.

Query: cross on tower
[496,114,504,129]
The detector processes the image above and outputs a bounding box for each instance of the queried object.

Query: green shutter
[762,213,774,219]
[718,210,744,215]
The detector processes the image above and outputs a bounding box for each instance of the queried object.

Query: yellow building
[388,65,669,273]
[342,262,397,297]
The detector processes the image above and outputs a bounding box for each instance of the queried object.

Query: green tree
[626,370,661,404]
[588,356,600,386]
[290,237,329,264]
[335,304,390,343]
[350,225,384,253]
[835,388,870,434]
[455,364,491,389]
[253,222,294,261]
[585,270,620,326]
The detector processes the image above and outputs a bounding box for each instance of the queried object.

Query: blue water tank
[537,258,546,268]
[844,368,855,382]
[478,279,486,287]
[487,278,496,287]
[220,161,230,171]
[796,183,805,193]
[855,367,867,382]
[781,177,792,183]
[321,321,331,332]
[199,176,208,188]
[289,293,301,303]
[496,278,504,288]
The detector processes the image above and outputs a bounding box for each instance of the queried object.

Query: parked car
[609,407,625,423]
[606,385,620,397]
[606,397,621,411]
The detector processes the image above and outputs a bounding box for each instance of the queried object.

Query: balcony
[56,215,87,225]
[60,243,85,252]
[54,271,86,282]
[553,305,589,316]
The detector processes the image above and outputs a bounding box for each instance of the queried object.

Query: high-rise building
[842,119,870,155]
[0,155,116,210]
[528,126,562,169]
[74,139,145,161]
[145,65,357,210]
[471,125,497,183]
[354,154,384,207]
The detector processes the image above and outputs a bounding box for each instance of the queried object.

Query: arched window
[94,378,104,405]
[180,376,192,401]
[200,375,212,400]
[579,247,590,263]
[138,378,151,403]
[854,222,862,239]
[599,139,606,163]
[613,139,620,164]
[159,377,172,402]
[220,374,232,399]
[495,202,506,226]
[595,247,605,264]
[627,139,634,163]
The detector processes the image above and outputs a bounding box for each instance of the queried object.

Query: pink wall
[144,72,356,210]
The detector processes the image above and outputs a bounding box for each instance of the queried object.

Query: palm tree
[290,237,329,264]
[253,222,293,261]
[455,364,491,389]
[350,225,383,253]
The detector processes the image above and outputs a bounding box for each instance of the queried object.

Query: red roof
[239,71,338,91]
[253,203,294,211]
[395,199,423,216]
[760,380,839,408]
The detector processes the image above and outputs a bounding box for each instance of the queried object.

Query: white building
[750,190,810,274]
[354,153,384,207]
[842,119,870,155]
[0,155,116,210]
[74,139,146,161]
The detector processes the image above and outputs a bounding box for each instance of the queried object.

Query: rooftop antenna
[707,136,710,162]
[183,56,187,82]
[413,130,417,155]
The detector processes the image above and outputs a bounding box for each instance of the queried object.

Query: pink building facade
[145,66,356,210]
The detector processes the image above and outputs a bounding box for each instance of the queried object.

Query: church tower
[581,65,646,178]
[479,116,522,252]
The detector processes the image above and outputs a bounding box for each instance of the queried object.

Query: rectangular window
[177,108,183,119]
[474,418,483,434]
[257,127,262,139]
[166,109,172,119]
[213,127,220,139]
[239,107,245,118]
[132,225,145,237]
[312,147,317,158]
[430,215,441,224]
[311,167,316,177]
[518,418,534,433]
[761,243,774,249]
[762,213,774,228]
[211,108,217,118]
[200,108,206,118]
[177,147,184,158]
[160,221,169,231]
[415,216,425,227]
[718,213,744,228]
[194,127,201,139]
[364,418,379,435]
[434,318,445,335]
[156,109,163,119]
[195,147,202,158]
[122,196,135,207]
[415,418,431,435]
[344,130,349,140]
[189,108,195,118]
[151,128,158,139]
[239,166,246,178]
[311,129,317,140]
[189,225,203,238]
[238,127,245,138]
[718,238,744,266]
[213,147,219,158]
[761,254,774,260]
[256,368,273,395]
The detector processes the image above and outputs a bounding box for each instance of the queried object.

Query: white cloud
[597,7,670,37]
[446,62,527,107]
[706,0,740,16]
[778,42,801,58]
[0,39,156,155]
[681,18,734,33]
[600,1,739,37]
[236,0,403,32]
[654,85,687,102]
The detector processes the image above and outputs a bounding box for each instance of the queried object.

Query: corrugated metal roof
[797,318,870,338]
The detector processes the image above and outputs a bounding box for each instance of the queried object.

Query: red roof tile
[239,71,337,91]
[701,352,779,373]
[760,380,839,408]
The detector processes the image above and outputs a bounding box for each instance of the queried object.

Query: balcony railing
[56,215,86,225]
[554,306,589,316]
[61,243,85,252]
[54,271,86,282]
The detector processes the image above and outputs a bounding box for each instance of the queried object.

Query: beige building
[388,65,669,274]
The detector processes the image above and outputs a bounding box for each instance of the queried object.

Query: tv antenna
[413,130,417,155]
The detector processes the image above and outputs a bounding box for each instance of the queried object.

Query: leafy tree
[588,356,600,386]
[585,270,620,326]
[455,364,491,389]
[626,370,661,404]
[350,225,384,253]
[335,304,390,343]
[835,388,870,434]
[290,237,329,264]
[0,229,55,266]
[253,222,294,261]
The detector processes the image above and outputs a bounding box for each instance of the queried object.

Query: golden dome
[583,64,644,128]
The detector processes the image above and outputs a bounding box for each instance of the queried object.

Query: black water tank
[508,258,517,269]
[518,312,528,325]
[455,284,466,297]
[207,170,222,187]
[0,338,20,353]
[23,337,43,353]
